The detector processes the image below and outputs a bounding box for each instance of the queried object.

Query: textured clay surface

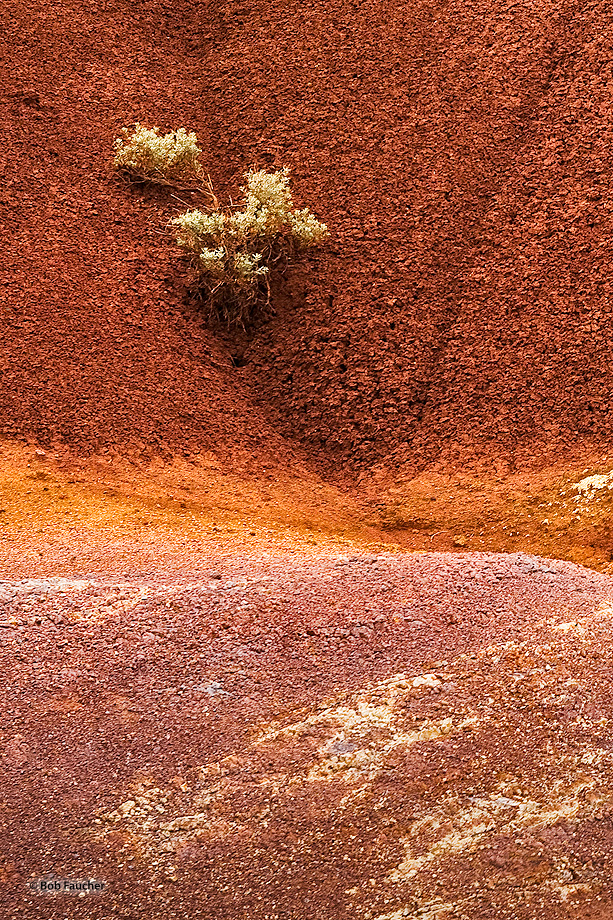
[2,0,613,917]
[2,552,613,919]
[2,0,613,471]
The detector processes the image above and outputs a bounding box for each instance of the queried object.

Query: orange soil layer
[2,442,611,578]
[0,443,391,579]
[360,451,613,574]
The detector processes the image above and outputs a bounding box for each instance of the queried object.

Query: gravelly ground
[2,550,613,919]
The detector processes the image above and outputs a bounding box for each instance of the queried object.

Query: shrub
[113,123,204,185]
[112,124,329,329]
[171,167,329,328]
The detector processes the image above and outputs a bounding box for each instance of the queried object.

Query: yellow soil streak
[0,441,393,577]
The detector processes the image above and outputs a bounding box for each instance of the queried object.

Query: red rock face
[1,0,612,472]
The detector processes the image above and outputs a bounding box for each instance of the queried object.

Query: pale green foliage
[198,248,226,278]
[238,167,295,239]
[173,211,227,251]
[290,208,330,250]
[246,167,294,211]
[233,252,268,280]
[113,124,203,183]
[170,166,328,328]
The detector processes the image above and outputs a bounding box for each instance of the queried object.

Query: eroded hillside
[1,0,612,474]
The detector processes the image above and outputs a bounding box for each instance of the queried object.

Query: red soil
[4,553,613,919]
[2,0,612,471]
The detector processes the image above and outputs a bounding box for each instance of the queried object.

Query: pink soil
[2,552,613,918]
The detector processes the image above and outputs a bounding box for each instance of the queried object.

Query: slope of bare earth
[2,551,613,919]
[3,0,613,917]
[1,0,613,471]
[221,0,613,473]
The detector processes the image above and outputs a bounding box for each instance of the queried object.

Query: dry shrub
[171,167,329,328]
[113,125,328,329]
[113,124,204,185]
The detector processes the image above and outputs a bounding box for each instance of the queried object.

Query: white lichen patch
[543,880,596,902]
[91,780,235,858]
[257,671,450,746]
[595,601,613,621]
[97,786,170,825]
[250,670,479,793]
[257,699,397,745]
[550,621,586,634]
[374,902,456,920]
[305,716,476,784]
[412,674,442,689]
[579,748,608,766]
[160,812,210,833]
